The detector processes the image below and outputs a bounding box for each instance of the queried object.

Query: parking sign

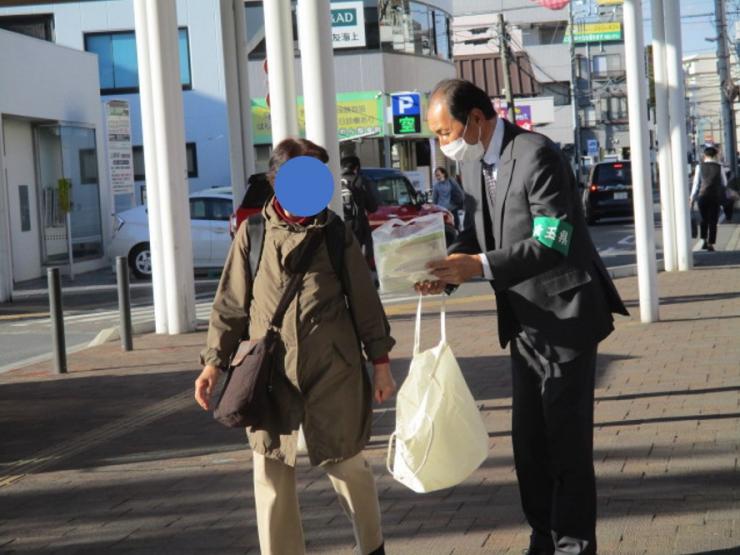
[391,92,421,135]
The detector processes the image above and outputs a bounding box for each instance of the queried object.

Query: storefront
[0,28,109,301]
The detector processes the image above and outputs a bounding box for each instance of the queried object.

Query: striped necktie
[481,161,496,206]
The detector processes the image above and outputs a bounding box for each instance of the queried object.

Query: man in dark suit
[418,79,628,555]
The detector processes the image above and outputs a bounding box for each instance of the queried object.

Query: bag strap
[414,294,447,355]
[247,214,266,280]
[268,231,323,331]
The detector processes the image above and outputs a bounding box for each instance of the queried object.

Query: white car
[110,187,234,279]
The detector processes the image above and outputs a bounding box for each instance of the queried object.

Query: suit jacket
[450,119,628,362]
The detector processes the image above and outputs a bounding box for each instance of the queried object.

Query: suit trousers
[697,196,720,245]
[252,451,384,555]
[511,334,598,554]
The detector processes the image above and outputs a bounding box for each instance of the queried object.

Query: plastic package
[372,213,447,295]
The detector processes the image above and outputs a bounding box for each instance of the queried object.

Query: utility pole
[715,0,738,173]
[568,0,583,182]
[497,13,516,124]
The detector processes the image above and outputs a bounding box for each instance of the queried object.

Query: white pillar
[145,0,196,334]
[623,0,659,323]
[263,0,299,145]
[650,0,677,272]
[133,0,168,333]
[664,0,693,271]
[297,0,342,214]
[220,0,256,205]
[234,0,255,180]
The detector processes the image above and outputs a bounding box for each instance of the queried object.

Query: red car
[230,168,457,245]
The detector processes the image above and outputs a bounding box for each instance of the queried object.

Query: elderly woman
[194,138,395,555]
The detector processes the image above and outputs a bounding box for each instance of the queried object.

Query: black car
[583,161,633,224]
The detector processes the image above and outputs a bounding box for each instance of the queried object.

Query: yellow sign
[564,21,622,43]
[252,91,385,145]
[597,0,623,5]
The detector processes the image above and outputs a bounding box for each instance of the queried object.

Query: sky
[643,0,740,59]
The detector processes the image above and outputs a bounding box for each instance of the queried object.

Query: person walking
[432,166,465,229]
[195,138,395,555]
[341,155,379,264]
[690,146,727,250]
[418,79,628,555]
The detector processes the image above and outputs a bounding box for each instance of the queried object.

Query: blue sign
[587,139,599,156]
[391,92,421,134]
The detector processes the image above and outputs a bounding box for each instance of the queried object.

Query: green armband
[532,216,573,255]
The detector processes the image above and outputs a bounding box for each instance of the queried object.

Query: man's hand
[415,280,446,295]
[427,253,483,285]
[373,362,396,404]
[194,365,222,411]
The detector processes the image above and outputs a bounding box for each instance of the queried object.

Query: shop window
[131,143,198,181]
[0,14,54,41]
[84,28,192,94]
[379,0,452,60]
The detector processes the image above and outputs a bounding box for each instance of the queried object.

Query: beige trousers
[252,451,384,555]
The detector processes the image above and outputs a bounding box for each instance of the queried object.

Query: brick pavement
[0,255,738,555]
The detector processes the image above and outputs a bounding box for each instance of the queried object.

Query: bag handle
[413,294,448,355]
[386,416,435,479]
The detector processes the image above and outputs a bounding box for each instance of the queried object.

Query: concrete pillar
[650,0,677,272]
[623,0,659,323]
[297,0,342,214]
[133,0,168,333]
[142,0,196,334]
[664,0,693,271]
[220,0,256,206]
[263,0,299,145]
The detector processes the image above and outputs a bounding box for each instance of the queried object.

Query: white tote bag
[387,296,489,493]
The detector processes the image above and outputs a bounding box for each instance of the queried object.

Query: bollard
[47,267,67,374]
[116,256,133,351]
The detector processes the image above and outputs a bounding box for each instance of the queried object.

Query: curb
[88,320,157,347]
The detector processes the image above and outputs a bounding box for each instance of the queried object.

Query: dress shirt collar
[482,116,505,167]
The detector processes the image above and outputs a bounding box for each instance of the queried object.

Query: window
[433,11,451,60]
[190,198,232,221]
[84,28,192,94]
[541,82,571,106]
[132,143,198,181]
[0,14,54,41]
[79,148,99,185]
[592,54,623,79]
[374,177,415,206]
[379,0,452,60]
[599,96,629,122]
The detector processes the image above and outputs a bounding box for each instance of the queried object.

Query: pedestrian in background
[690,146,726,251]
[195,138,395,555]
[341,155,379,264]
[432,166,465,229]
[419,79,628,555]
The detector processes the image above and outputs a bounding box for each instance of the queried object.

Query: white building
[0,28,110,302]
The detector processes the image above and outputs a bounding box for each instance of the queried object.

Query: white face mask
[440,117,485,162]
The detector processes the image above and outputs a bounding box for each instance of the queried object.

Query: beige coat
[201,202,395,467]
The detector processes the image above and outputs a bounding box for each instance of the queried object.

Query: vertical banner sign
[105,100,135,196]
[331,1,366,49]
[391,92,422,135]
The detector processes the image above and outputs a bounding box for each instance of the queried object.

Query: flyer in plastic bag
[372,213,447,294]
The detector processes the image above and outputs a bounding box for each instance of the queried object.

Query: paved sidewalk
[1,256,739,554]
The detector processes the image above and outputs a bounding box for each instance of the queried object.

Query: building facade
[452,0,630,172]
[0,0,456,204]
[0,28,110,301]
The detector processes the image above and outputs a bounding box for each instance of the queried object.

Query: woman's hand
[194,365,222,411]
[373,362,396,404]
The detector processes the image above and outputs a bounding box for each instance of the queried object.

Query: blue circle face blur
[274,156,334,217]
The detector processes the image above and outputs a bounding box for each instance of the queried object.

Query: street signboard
[563,21,622,43]
[391,92,422,135]
[587,139,599,156]
[331,1,366,49]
